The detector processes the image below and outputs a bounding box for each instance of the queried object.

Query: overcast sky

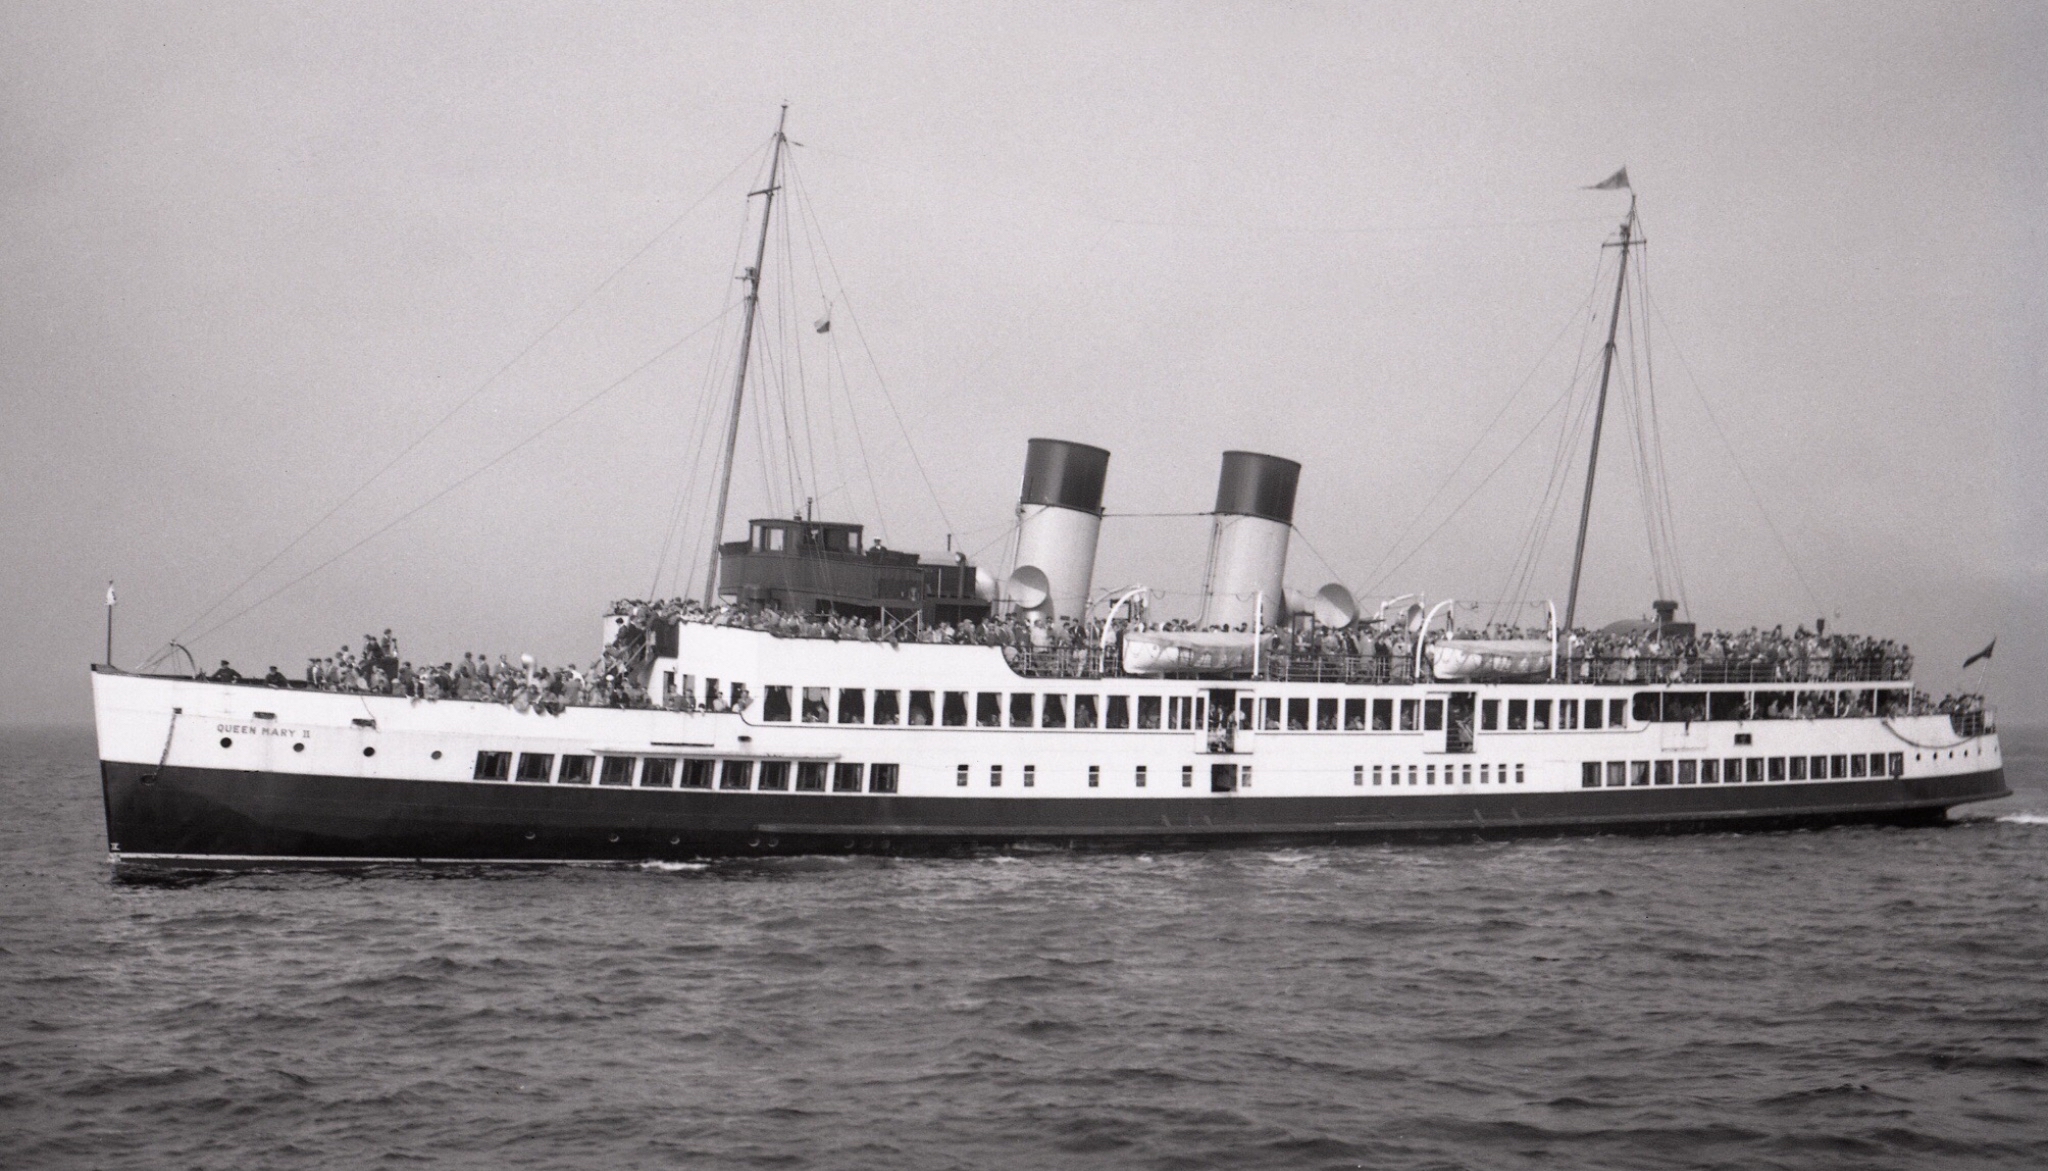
[4,1,2043,725]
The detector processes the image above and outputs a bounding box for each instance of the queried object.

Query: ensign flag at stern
[1586,167,1630,190]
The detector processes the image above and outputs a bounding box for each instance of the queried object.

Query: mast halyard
[703,105,790,606]
[1561,198,1639,635]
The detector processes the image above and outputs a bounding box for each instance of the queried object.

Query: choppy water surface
[3,727,2045,1169]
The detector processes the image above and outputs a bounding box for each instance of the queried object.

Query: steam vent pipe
[1200,450,1300,629]
[1009,439,1111,622]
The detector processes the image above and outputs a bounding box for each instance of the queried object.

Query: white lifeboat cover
[1429,638,1553,680]
[1122,630,1257,675]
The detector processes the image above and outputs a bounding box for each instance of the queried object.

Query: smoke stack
[1200,451,1299,629]
[1009,439,1110,621]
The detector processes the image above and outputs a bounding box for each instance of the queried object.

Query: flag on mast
[106,582,116,607]
[1586,167,1630,190]
[1962,638,1995,668]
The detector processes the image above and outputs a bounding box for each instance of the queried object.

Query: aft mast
[703,106,791,606]
[1561,189,1639,634]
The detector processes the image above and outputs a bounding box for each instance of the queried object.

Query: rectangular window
[838,688,867,724]
[1426,764,1436,785]
[1700,759,1718,784]
[1344,699,1366,730]
[763,686,792,722]
[1408,765,1418,786]
[796,762,827,792]
[1630,761,1650,787]
[1829,754,1847,779]
[598,755,636,786]
[1654,760,1674,785]
[990,764,1003,788]
[1888,752,1903,777]
[1481,699,1500,731]
[641,758,678,788]
[1022,764,1035,788]
[1373,698,1394,731]
[869,764,899,794]
[942,691,968,727]
[1606,761,1626,787]
[473,750,511,781]
[1138,696,1163,730]
[1633,692,1660,723]
[1424,699,1444,732]
[1507,699,1528,730]
[956,763,970,787]
[680,759,713,789]
[1135,765,1147,788]
[1166,696,1186,731]
[1515,763,1525,784]
[1240,766,1251,789]
[1584,699,1604,730]
[1010,693,1035,728]
[1400,699,1420,731]
[1355,765,1365,786]
[1609,699,1627,727]
[1789,756,1808,781]
[1373,765,1384,786]
[1182,764,1193,788]
[908,691,934,726]
[1768,757,1787,782]
[1808,754,1827,779]
[833,763,864,793]
[1850,754,1868,778]
[802,687,830,723]
[1754,691,1792,719]
[1261,697,1282,730]
[1041,694,1067,728]
[1074,695,1099,729]
[719,760,754,790]
[977,692,1003,727]
[1559,699,1579,730]
[1583,762,1601,788]
[1088,765,1100,788]
[1533,700,1552,731]
[1709,691,1748,721]
[1285,697,1309,730]
[1678,759,1697,785]
[1481,763,1490,783]
[872,690,901,726]
[757,761,790,791]
[1746,758,1765,783]
[1462,764,1473,784]
[1105,696,1131,729]
[1316,698,1339,730]
[557,754,594,785]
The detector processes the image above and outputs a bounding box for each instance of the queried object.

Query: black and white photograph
[3,3,2043,1167]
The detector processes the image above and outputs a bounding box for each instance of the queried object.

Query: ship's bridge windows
[641,758,678,788]
[763,686,793,722]
[1137,696,1163,730]
[1344,699,1366,730]
[1105,696,1131,729]
[758,761,791,791]
[977,692,1003,727]
[753,523,790,552]
[474,751,511,781]
[721,761,754,790]
[1260,698,1281,731]
[908,691,934,726]
[942,692,968,727]
[1042,694,1068,728]
[559,755,594,785]
[1532,700,1551,730]
[1559,699,1579,730]
[1287,698,1310,730]
[796,762,827,791]
[1423,699,1444,732]
[1709,691,1749,722]
[802,687,830,723]
[873,690,901,726]
[839,689,867,724]
[833,763,864,792]
[1074,695,1099,729]
[1010,693,1035,727]
[599,755,636,786]
[1506,699,1528,731]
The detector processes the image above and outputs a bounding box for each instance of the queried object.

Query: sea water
[3,726,2043,1169]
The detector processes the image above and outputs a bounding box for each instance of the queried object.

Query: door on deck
[1427,691,1477,753]
[1205,688,1239,753]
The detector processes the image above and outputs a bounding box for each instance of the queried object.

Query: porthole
[220,737,232,748]
[431,750,443,760]
[292,742,305,753]
[608,832,620,843]
[524,831,536,841]
[670,835,680,845]
[363,746,376,758]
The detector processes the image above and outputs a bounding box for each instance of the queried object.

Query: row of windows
[1578,752,1904,788]
[1359,762,1528,786]
[472,751,899,793]
[1631,689,1912,723]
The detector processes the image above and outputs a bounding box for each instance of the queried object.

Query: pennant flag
[1585,167,1630,191]
[814,314,831,333]
[1963,638,1995,668]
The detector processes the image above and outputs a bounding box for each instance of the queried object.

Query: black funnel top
[1019,439,1110,514]
[1213,451,1300,523]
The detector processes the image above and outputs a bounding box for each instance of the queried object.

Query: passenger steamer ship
[92,118,2005,869]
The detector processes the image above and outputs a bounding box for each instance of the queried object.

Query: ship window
[680,759,714,789]
[1754,691,1793,719]
[1183,765,1193,788]
[1794,756,1814,780]
[1710,691,1748,721]
[1373,765,1384,785]
[1828,754,1846,779]
[1105,696,1131,729]
[957,764,970,787]
[1678,760,1697,785]
[1654,760,1674,785]
[1288,698,1310,730]
[1344,699,1366,730]
[869,764,899,794]
[990,764,1002,788]
[1768,757,1787,782]
[1606,761,1626,787]
[1241,766,1252,789]
[833,763,864,792]
[558,755,594,785]
[763,686,792,722]
[1088,765,1100,788]
[1041,694,1067,728]
[764,526,787,551]
[1354,765,1365,786]
[1260,698,1281,730]
[1481,763,1490,782]
[873,690,901,726]
[1584,699,1604,730]
[1010,693,1035,727]
[720,761,754,790]
[1701,759,1719,784]
[1074,695,1099,729]
[1424,699,1444,732]
[1138,696,1162,730]
[838,689,867,724]
[1666,693,1707,723]
[598,755,636,786]
[704,678,722,708]
[977,692,1003,727]
[473,751,511,781]
[1399,699,1419,731]
[1632,693,1659,723]
[641,758,678,788]
[1630,761,1650,787]
[907,691,934,726]
[796,762,827,792]
[1582,762,1600,788]
[802,687,830,723]
[1608,699,1627,727]
[1135,765,1147,788]
[1888,752,1903,777]
[757,761,790,791]
[1515,763,1525,784]
[1532,700,1551,730]
[1506,699,1528,730]
[943,692,968,726]
[1481,699,1499,731]
[1426,765,1435,785]
[1022,765,1035,788]
[1850,754,1868,778]
[1372,698,1393,731]
[1316,699,1338,730]
[1745,758,1764,783]
[1558,699,1579,730]
[1408,765,1418,785]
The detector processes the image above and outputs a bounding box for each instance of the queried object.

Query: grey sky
[3,2,2042,724]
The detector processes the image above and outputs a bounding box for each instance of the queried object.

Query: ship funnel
[1009,438,1110,621]
[1287,583,1358,628]
[1199,451,1300,629]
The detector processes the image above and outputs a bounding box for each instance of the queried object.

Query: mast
[703,105,790,606]
[1561,200,1637,635]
